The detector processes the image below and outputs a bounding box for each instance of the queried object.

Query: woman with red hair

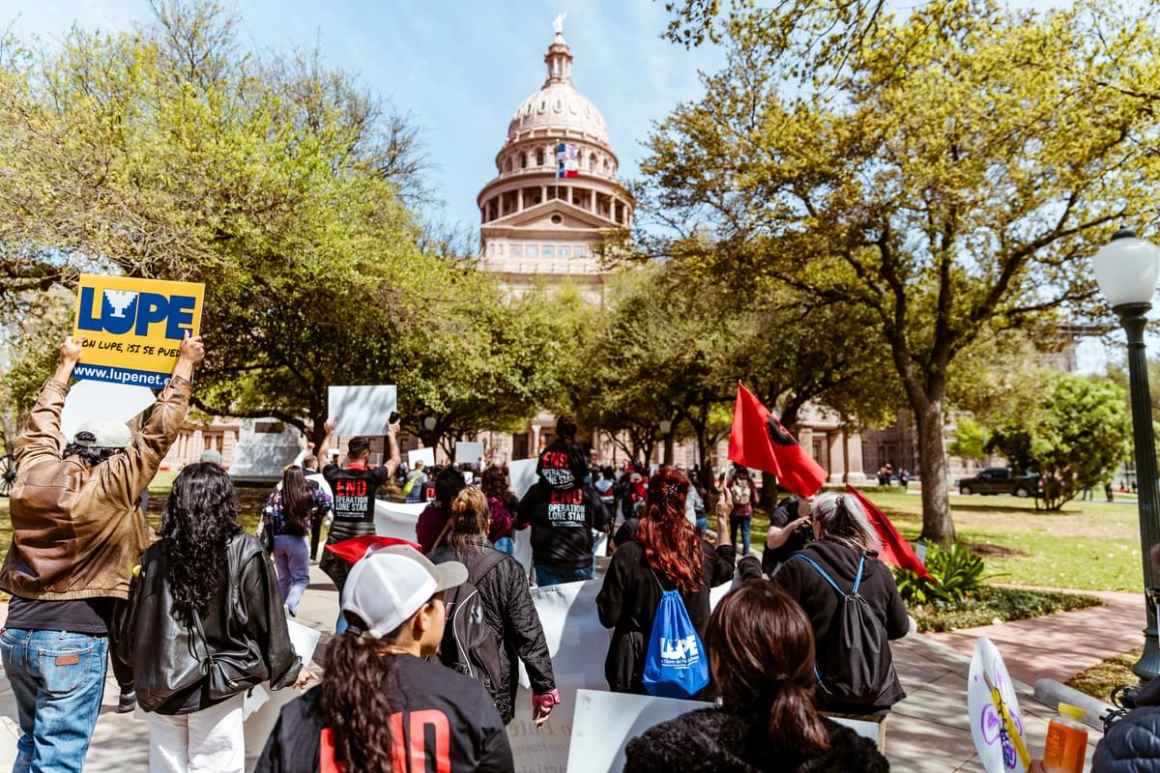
[597,467,736,694]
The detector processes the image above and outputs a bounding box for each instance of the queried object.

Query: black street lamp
[1093,227,1160,679]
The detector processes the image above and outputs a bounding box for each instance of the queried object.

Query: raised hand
[59,337,83,364]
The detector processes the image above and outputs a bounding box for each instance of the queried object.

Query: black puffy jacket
[1094,706,1160,771]
[430,539,555,724]
[117,533,301,714]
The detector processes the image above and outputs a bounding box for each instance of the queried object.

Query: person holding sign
[317,417,401,632]
[624,581,888,772]
[0,333,203,773]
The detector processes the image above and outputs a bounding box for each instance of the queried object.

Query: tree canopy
[640,0,1160,541]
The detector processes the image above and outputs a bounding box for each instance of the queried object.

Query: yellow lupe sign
[72,274,205,389]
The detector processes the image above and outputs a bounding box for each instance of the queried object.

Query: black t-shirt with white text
[321,463,391,544]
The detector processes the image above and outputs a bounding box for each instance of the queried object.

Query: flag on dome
[556,142,580,178]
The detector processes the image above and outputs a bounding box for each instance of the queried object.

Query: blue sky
[2,0,1122,372]
[4,1,725,232]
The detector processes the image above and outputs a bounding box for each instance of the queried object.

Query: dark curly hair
[320,621,407,772]
[160,462,242,627]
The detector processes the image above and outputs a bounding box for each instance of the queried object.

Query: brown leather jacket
[1,375,191,601]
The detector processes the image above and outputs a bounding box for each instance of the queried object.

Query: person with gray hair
[773,491,909,714]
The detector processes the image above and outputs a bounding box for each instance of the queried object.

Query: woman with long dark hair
[480,465,518,554]
[429,488,558,726]
[262,465,332,615]
[255,545,514,772]
[624,581,888,771]
[119,463,300,773]
[596,467,735,694]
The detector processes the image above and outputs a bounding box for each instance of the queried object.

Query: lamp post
[659,419,674,466]
[1093,227,1160,680]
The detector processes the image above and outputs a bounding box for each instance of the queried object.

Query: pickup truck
[956,467,1039,497]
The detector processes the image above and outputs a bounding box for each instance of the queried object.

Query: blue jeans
[731,514,752,556]
[273,535,311,616]
[1,628,108,773]
[534,562,594,587]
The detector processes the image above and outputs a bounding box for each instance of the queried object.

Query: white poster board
[567,689,880,773]
[455,441,485,466]
[60,380,156,442]
[407,447,435,468]
[513,528,533,573]
[510,457,539,500]
[969,637,1027,773]
[327,385,396,437]
[242,620,323,770]
[374,500,427,542]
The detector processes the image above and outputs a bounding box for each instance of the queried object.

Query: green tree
[640,0,1160,541]
[948,416,990,462]
[983,374,1130,510]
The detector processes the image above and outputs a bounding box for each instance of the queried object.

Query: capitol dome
[508,80,609,148]
[503,30,612,151]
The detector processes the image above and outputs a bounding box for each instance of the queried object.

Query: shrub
[894,543,985,605]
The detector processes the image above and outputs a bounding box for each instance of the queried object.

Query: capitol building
[475,20,633,305]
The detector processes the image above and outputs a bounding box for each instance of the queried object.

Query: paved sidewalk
[926,590,1145,685]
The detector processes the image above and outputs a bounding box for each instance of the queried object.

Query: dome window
[589,153,596,170]
[551,214,563,225]
[536,149,545,166]
[521,152,528,169]
[554,99,563,113]
[538,100,546,113]
[505,157,513,172]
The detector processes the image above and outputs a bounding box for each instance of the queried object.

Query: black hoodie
[517,440,608,570]
[772,539,909,712]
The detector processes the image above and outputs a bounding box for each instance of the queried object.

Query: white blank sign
[510,457,539,500]
[60,380,156,441]
[327,385,396,437]
[407,447,435,468]
[455,441,484,466]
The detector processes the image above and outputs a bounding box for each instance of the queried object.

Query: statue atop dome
[553,12,566,38]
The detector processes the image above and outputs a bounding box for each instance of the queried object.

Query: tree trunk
[916,398,955,543]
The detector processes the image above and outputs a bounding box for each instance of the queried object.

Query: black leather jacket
[117,533,301,714]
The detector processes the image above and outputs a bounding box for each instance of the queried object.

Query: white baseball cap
[341,545,468,638]
[73,418,132,450]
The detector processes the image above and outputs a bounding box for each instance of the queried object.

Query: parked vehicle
[956,467,1039,497]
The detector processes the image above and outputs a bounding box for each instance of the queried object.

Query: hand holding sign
[179,333,205,365]
[59,337,83,365]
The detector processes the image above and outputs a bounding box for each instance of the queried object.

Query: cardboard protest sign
[455,441,485,466]
[969,637,1028,773]
[72,274,204,389]
[407,447,435,468]
[243,621,322,769]
[510,457,539,500]
[60,380,155,441]
[328,385,397,437]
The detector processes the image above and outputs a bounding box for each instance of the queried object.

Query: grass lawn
[752,490,1142,593]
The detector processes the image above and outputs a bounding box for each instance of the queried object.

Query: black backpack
[438,550,508,695]
[790,551,896,709]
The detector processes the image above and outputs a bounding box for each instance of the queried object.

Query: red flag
[844,484,934,582]
[727,383,827,497]
[324,535,421,566]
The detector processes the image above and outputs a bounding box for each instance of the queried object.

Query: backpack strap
[469,549,508,586]
[789,553,850,598]
[851,554,867,594]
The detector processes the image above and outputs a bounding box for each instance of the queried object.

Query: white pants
[147,692,246,773]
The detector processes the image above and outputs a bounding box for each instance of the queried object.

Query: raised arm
[97,335,203,508]
[14,338,83,468]
[383,420,401,477]
[316,419,335,467]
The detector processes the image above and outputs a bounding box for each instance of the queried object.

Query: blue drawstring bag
[642,571,710,699]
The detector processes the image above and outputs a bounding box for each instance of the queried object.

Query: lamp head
[1093,228,1160,310]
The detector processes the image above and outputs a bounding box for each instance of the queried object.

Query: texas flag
[556,142,580,178]
[727,382,827,498]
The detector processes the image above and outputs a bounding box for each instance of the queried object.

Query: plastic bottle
[1043,702,1088,773]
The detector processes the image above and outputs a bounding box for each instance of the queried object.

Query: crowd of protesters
[4,340,1137,772]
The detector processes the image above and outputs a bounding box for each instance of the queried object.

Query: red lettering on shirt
[322,710,451,773]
